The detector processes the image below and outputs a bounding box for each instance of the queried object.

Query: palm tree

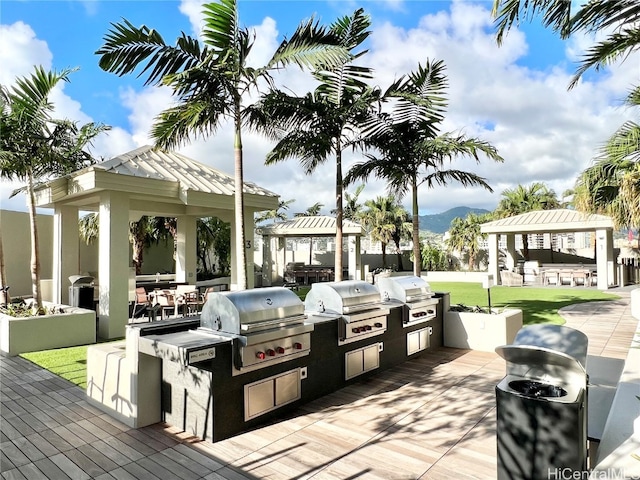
[446,212,490,271]
[255,198,295,225]
[494,182,560,259]
[197,216,231,276]
[0,67,108,311]
[340,184,366,221]
[246,8,379,281]
[492,0,640,89]
[359,196,410,270]
[346,60,504,277]
[96,0,349,290]
[295,202,324,217]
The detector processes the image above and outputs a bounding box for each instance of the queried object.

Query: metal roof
[258,216,364,237]
[480,209,613,234]
[95,145,277,197]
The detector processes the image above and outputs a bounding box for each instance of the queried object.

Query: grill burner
[377,275,438,326]
[304,280,390,345]
[199,287,313,374]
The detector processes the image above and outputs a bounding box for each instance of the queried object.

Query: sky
[1,0,638,218]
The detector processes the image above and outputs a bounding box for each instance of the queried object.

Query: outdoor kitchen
[86,277,445,443]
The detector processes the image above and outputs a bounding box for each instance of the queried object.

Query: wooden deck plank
[48,453,91,480]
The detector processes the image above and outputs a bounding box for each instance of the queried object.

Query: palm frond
[96,18,205,85]
[569,27,640,88]
[493,0,573,45]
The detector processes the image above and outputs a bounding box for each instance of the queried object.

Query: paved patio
[1,291,637,479]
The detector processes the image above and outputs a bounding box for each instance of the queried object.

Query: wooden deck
[2,292,637,479]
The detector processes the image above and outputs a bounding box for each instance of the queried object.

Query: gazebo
[258,215,365,285]
[480,209,615,289]
[32,146,278,339]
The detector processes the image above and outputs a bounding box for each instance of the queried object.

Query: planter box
[0,304,96,356]
[444,309,523,352]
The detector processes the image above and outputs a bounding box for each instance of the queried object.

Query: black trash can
[495,324,589,479]
[68,275,95,310]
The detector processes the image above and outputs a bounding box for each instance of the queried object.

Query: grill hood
[201,287,305,334]
[377,276,432,303]
[304,280,383,314]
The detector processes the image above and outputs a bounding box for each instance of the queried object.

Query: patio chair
[132,287,152,320]
[175,285,204,317]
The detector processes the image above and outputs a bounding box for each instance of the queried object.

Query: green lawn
[21,344,91,388]
[20,283,618,388]
[428,282,619,325]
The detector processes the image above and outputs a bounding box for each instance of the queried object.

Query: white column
[98,192,130,339]
[348,235,362,280]
[505,234,517,272]
[262,234,272,286]
[244,209,255,289]
[595,228,614,289]
[175,216,197,284]
[488,234,500,285]
[53,205,79,304]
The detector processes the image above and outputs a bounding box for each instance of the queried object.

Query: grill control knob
[352,327,360,333]
[365,325,372,331]
[374,322,383,328]
[276,346,285,354]
[293,342,303,350]
[256,351,266,360]
[266,349,276,357]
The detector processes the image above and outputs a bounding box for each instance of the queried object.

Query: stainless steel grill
[304,280,390,345]
[377,275,438,327]
[199,287,313,374]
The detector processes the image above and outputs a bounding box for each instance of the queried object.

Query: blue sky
[1,0,637,216]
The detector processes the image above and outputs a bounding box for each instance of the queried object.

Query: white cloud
[0,22,52,85]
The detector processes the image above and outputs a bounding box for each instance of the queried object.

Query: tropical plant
[446,212,491,271]
[358,196,399,269]
[197,216,231,276]
[494,182,560,259]
[420,241,451,272]
[246,8,379,281]
[255,198,295,225]
[346,60,503,277]
[340,184,366,221]
[295,202,324,217]
[96,0,349,290]
[79,213,174,274]
[492,0,640,89]
[0,66,108,311]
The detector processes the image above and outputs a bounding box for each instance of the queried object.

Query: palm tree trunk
[234,98,248,290]
[334,143,343,282]
[395,239,404,271]
[411,176,421,277]
[381,242,387,269]
[27,171,43,311]
[522,234,530,261]
[0,232,9,305]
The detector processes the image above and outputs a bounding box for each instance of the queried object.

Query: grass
[20,339,123,389]
[19,283,619,388]
[21,344,91,388]
[428,282,619,325]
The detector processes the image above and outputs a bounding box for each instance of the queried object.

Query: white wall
[1,209,175,299]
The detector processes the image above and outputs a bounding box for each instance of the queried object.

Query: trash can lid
[496,324,588,385]
[69,275,94,285]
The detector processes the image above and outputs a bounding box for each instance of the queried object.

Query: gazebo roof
[33,146,278,214]
[480,209,613,234]
[258,215,364,237]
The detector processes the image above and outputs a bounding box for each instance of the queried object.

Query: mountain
[418,206,490,234]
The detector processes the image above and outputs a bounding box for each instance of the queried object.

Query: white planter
[444,308,523,352]
[0,304,96,356]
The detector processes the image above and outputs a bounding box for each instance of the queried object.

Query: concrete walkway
[1,291,637,479]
